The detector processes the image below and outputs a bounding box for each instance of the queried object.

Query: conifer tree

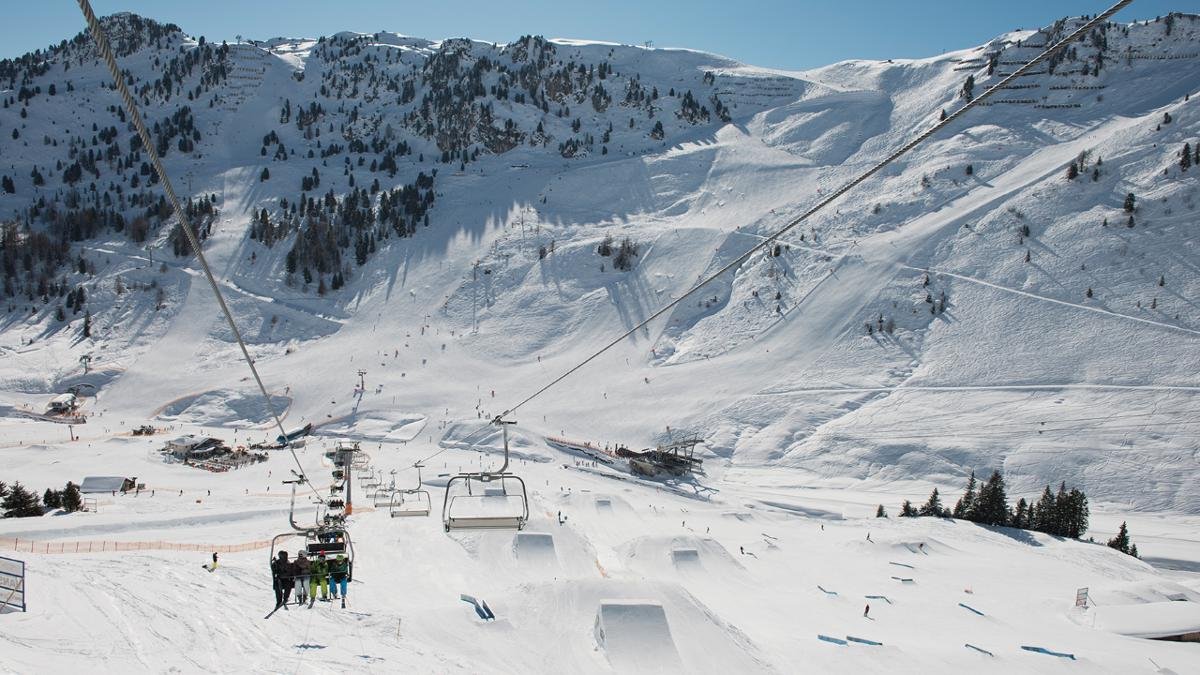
[61,482,82,512]
[876,504,887,518]
[42,488,62,509]
[900,500,917,517]
[1033,485,1057,534]
[953,471,976,519]
[2,481,42,518]
[1013,497,1029,529]
[1064,488,1089,538]
[1107,521,1132,555]
[1183,143,1193,172]
[919,488,944,517]
[973,470,1010,526]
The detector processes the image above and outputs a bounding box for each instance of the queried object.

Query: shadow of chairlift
[442,419,529,532]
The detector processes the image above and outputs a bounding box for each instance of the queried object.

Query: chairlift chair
[269,478,355,583]
[390,464,432,518]
[442,420,529,531]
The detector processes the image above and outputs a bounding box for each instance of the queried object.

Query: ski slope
[1,10,1199,674]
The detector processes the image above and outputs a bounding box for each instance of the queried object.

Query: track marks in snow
[907,265,1200,338]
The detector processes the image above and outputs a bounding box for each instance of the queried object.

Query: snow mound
[153,390,291,426]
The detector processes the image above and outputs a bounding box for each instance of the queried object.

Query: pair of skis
[264,595,345,620]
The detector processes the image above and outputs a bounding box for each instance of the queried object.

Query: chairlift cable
[74,0,323,505]
[494,0,1134,422]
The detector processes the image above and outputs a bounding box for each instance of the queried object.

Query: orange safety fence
[0,537,273,555]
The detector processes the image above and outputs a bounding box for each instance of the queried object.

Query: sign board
[0,555,25,612]
[1074,587,1089,608]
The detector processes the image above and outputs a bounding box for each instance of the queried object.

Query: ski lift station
[45,392,77,414]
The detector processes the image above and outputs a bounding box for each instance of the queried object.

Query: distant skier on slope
[271,551,292,610]
[203,552,218,572]
[293,551,310,606]
[329,553,350,608]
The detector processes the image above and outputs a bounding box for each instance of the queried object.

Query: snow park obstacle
[864,595,893,604]
[891,576,915,584]
[671,548,701,569]
[959,602,986,616]
[817,585,838,596]
[460,594,496,621]
[888,561,915,569]
[594,601,681,670]
[513,532,557,566]
[817,635,848,646]
[1021,645,1076,660]
[845,635,883,646]
[965,643,995,657]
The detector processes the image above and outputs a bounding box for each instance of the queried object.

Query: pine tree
[42,488,62,509]
[876,504,887,518]
[1064,488,1089,538]
[919,488,944,517]
[61,482,82,512]
[900,500,917,517]
[961,75,975,100]
[82,311,92,338]
[1123,192,1136,212]
[2,481,42,518]
[1053,481,1072,535]
[973,470,1010,526]
[1033,485,1057,534]
[1107,521,1132,554]
[953,471,976,519]
[1183,143,1193,172]
[1013,497,1029,529]
[1066,162,1079,180]
[1129,543,1139,559]
[260,167,270,181]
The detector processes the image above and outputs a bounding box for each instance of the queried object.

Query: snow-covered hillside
[1,10,1199,673]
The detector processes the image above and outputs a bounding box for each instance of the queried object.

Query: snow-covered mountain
[1,11,1199,513]
[3,11,1200,674]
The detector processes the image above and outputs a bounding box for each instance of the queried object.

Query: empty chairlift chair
[442,420,529,532]
[390,464,432,518]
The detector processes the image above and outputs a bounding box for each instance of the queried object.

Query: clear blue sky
[4,1,1180,69]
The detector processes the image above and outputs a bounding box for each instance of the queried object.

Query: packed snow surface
[1,10,1199,674]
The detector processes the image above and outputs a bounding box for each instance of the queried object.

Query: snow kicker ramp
[514,532,558,567]
[485,579,771,673]
[621,535,746,578]
[594,600,682,672]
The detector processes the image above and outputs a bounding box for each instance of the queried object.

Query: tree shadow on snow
[975,522,1042,547]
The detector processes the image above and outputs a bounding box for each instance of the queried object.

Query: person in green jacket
[308,552,329,604]
[329,553,349,607]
